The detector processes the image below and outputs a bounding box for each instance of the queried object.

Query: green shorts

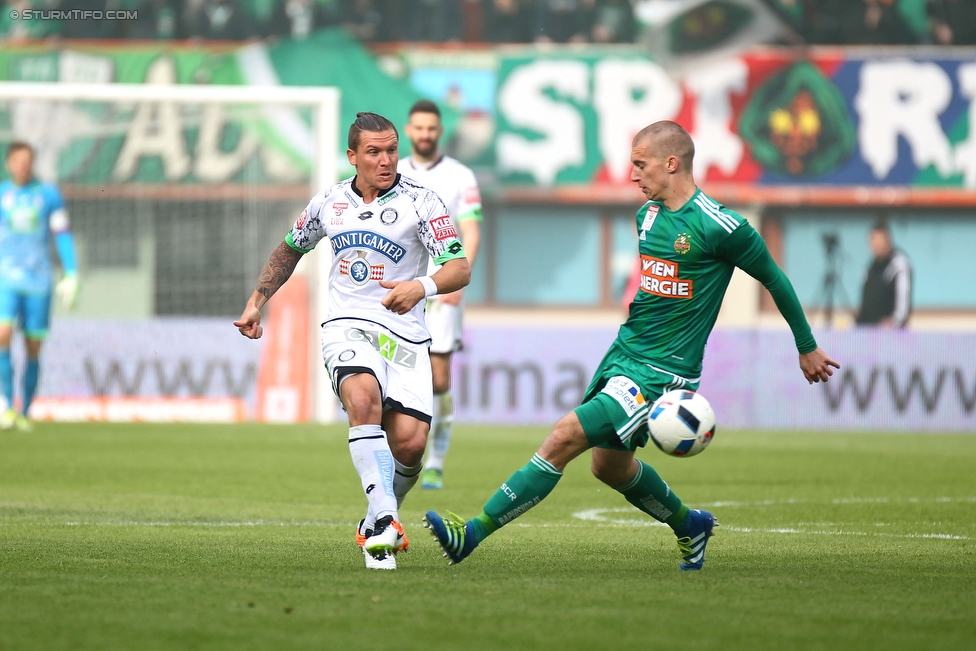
[573,342,700,452]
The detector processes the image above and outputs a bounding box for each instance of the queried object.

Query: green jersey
[617,189,816,378]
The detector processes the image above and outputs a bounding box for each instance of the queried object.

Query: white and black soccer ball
[647,390,716,458]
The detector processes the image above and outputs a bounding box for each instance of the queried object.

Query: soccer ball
[647,390,716,458]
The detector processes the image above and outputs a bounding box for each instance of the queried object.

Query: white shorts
[321,321,433,424]
[425,298,463,355]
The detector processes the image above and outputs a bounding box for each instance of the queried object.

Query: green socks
[466,457,688,543]
[615,461,689,530]
[470,453,563,541]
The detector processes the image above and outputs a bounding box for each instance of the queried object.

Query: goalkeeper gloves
[55,274,79,309]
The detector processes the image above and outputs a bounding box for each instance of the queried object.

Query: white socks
[356,433,424,532]
[425,391,454,472]
[348,424,397,523]
[393,458,423,508]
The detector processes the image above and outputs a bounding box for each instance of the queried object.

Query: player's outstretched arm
[721,227,840,384]
[234,240,304,339]
[799,347,840,385]
[379,257,471,315]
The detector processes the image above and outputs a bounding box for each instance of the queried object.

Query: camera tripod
[817,232,852,328]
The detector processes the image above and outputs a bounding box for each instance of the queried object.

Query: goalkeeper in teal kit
[425,121,839,570]
[0,142,78,430]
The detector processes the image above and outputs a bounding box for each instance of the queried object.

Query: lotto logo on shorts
[640,255,693,299]
[431,216,458,241]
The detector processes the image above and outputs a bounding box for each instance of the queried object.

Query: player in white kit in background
[235,112,470,570]
[398,100,482,490]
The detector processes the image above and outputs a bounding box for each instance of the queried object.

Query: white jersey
[399,155,481,278]
[286,174,465,344]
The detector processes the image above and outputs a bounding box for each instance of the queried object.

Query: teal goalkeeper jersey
[617,189,816,378]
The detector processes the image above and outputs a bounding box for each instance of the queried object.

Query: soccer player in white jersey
[235,112,470,570]
[398,100,482,490]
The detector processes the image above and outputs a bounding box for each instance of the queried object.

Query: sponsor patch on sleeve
[600,376,646,417]
[464,186,481,204]
[431,216,459,241]
[296,208,309,230]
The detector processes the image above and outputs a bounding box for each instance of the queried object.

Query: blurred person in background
[402,0,462,42]
[339,0,387,41]
[531,0,594,42]
[398,99,482,491]
[485,0,529,42]
[266,0,339,40]
[0,0,61,40]
[127,0,184,39]
[58,0,124,38]
[860,0,919,44]
[590,0,635,42]
[187,0,256,40]
[0,142,78,431]
[797,0,866,44]
[855,220,912,328]
[928,0,976,45]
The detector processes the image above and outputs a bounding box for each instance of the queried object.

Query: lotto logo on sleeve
[640,255,693,299]
[431,216,458,241]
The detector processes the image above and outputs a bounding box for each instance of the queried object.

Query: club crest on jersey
[340,251,385,286]
[378,191,398,206]
[431,216,458,241]
[331,230,407,263]
[380,208,398,225]
[358,211,373,221]
[674,232,692,255]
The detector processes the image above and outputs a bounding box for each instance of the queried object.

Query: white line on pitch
[699,496,976,508]
[722,525,972,541]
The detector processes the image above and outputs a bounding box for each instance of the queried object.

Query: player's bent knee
[343,393,383,426]
[538,413,589,471]
[589,446,638,487]
[590,458,629,487]
[389,425,427,465]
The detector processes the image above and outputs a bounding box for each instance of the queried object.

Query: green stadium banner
[0,29,457,185]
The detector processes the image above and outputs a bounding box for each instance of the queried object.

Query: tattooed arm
[234,241,304,339]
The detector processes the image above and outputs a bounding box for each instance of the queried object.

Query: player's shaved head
[633,121,694,173]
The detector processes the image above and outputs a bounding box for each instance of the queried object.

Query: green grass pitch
[1,423,974,651]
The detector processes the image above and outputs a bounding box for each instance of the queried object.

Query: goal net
[0,82,340,423]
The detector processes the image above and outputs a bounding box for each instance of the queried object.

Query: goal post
[0,81,341,423]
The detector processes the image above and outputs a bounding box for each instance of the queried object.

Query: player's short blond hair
[634,121,695,172]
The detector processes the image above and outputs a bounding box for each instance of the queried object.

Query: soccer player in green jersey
[424,120,840,570]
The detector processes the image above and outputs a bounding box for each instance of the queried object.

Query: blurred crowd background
[2,0,975,46]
